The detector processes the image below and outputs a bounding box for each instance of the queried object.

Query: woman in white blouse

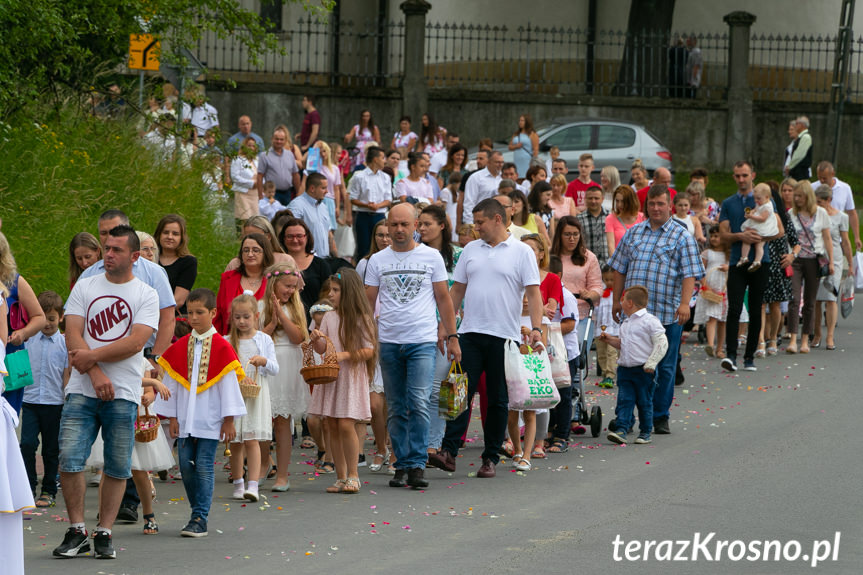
[230,137,260,223]
[786,181,833,354]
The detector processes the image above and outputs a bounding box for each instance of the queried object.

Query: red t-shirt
[637,186,677,211]
[540,272,564,309]
[565,179,596,210]
[300,109,321,147]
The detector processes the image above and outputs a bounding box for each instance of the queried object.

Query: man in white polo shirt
[349,145,392,260]
[462,151,504,223]
[814,160,861,252]
[428,198,544,479]
[365,204,460,490]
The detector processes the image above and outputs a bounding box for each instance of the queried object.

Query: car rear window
[596,125,636,150]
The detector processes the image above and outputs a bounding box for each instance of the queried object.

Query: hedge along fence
[0,116,239,301]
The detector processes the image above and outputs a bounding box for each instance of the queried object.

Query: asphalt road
[22,313,863,575]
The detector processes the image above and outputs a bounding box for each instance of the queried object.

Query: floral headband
[266,269,303,280]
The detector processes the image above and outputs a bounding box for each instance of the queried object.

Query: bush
[0,113,238,299]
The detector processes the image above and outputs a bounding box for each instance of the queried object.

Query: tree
[614,0,677,97]
[0,0,333,119]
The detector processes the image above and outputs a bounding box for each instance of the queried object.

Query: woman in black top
[279,217,332,320]
[155,214,197,315]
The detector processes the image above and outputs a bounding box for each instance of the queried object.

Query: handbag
[504,339,560,410]
[796,214,830,277]
[855,253,863,290]
[546,323,571,388]
[4,349,34,391]
[840,276,855,319]
[438,362,468,421]
[9,300,29,331]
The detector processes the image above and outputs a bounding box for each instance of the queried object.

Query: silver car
[490,117,673,181]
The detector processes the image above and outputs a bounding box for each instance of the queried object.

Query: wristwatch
[531,327,543,334]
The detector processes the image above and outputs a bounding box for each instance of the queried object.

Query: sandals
[326,479,346,493]
[35,493,55,508]
[369,449,390,473]
[143,513,159,535]
[547,439,569,453]
[512,454,532,472]
[500,438,515,458]
[342,477,360,494]
[315,460,335,474]
[531,446,547,459]
[766,340,778,356]
[267,465,278,479]
[300,436,316,450]
[754,342,766,358]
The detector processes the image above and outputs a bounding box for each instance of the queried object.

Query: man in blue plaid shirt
[608,184,704,434]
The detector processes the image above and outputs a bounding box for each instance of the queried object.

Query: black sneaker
[653,419,671,434]
[93,531,116,559]
[116,505,138,523]
[357,454,367,467]
[180,517,208,537]
[743,360,757,371]
[720,357,737,372]
[53,526,90,558]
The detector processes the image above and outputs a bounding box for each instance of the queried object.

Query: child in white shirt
[738,183,779,271]
[595,266,620,389]
[598,285,668,445]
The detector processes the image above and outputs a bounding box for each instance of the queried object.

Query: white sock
[247,480,258,492]
[232,478,244,485]
[71,522,86,532]
[95,526,111,535]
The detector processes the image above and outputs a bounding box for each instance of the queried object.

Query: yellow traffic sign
[129,35,160,71]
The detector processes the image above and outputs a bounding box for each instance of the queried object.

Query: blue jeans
[615,365,655,436]
[177,437,218,521]
[379,342,437,469]
[428,345,452,450]
[58,394,137,479]
[652,322,682,422]
[20,403,63,496]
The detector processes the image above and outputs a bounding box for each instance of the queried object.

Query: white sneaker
[243,488,259,502]
[88,472,102,487]
[232,482,246,500]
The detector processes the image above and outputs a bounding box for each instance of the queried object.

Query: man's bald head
[654,167,672,186]
[387,203,418,248]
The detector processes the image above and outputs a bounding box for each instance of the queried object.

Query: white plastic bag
[546,323,571,388]
[854,253,863,290]
[504,340,560,410]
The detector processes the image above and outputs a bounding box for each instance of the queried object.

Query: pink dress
[307,312,372,421]
[548,195,574,220]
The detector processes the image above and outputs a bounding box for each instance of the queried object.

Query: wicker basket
[135,405,160,443]
[700,268,726,304]
[238,364,261,398]
[300,336,340,385]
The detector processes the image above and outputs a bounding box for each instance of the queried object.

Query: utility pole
[825,0,856,168]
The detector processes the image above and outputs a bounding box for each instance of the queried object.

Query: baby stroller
[571,295,602,437]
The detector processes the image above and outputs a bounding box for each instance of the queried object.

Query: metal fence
[749,33,863,103]
[195,17,405,88]
[195,18,863,103]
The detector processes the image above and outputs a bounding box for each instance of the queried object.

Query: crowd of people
[0,92,859,571]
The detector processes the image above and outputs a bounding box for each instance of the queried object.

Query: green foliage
[0,0,334,119]
[0,114,239,299]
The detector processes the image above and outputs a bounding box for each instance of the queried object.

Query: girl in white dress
[1,353,35,575]
[672,192,705,244]
[695,228,729,358]
[133,362,175,535]
[259,265,308,492]
[228,294,279,502]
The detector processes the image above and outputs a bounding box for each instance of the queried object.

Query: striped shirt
[607,217,704,324]
[577,207,609,265]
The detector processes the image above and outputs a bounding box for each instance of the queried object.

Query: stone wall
[208,84,862,173]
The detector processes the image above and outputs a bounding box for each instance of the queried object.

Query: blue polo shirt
[719,191,776,266]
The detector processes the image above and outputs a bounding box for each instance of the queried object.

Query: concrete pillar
[400,0,430,127]
[723,11,757,167]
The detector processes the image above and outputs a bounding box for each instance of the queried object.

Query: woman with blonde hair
[0,232,46,412]
[548,173,576,220]
[600,165,621,212]
[786,181,833,354]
